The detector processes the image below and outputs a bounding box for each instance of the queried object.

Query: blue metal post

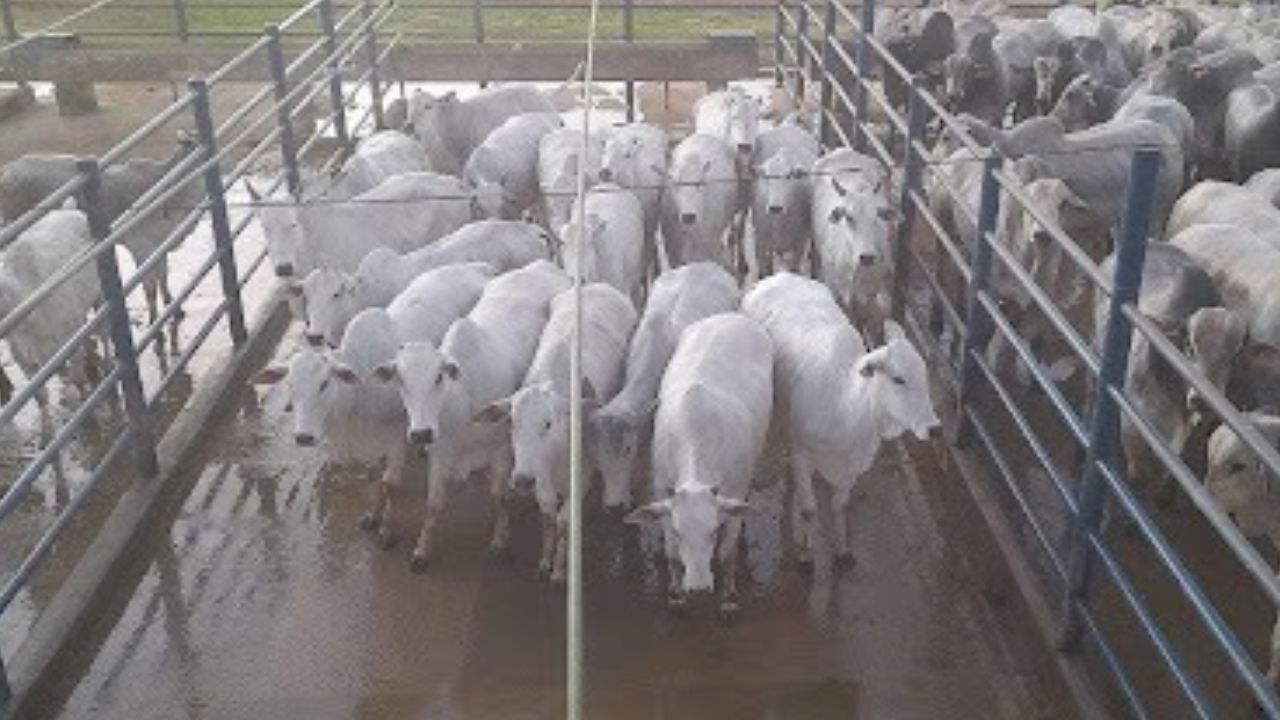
[1059,149,1162,651]
[265,25,302,198]
[892,75,927,318]
[78,159,159,479]
[795,0,809,107]
[817,0,837,146]
[171,0,189,42]
[189,78,249,347]
[853,0,874,152]
[953,154,1002,448]
[624,0,635,122]
[1,0,16,43]
[773,0,786,87]
[361,0,386,129]
[318,0,350,150]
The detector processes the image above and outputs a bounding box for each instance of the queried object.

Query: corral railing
[0,0,395,706]
[776,0,1280,717]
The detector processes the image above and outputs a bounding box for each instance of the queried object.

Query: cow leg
[790,450,817,566]
[410,468,449,573]
[371,439,409,548]
[144,277,160,330]
[718,513,745,620]
[538,509,557,579]
[666,555,686,610]
[160,258,183,321]
[831,480,855,569]
[0,367,11,405]
[551,501,569,586]
[488,448,514,560]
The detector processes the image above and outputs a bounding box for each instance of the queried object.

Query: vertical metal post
[624,0,635,121]
[1,0,18,43]
[472,0,485,43]
[189,79,249,347]
[853,0,874,151]
[953,154,1002,447]
[265,25,302,197]
[773,0,785,87]
[892,75,927,318]
[1059,149,1161,651]
[817,0,837,146]
[361,0,385,130]
[318,0,349,150]
[78,159,159,479]
[171,0,189,42]
[795,0,809,105]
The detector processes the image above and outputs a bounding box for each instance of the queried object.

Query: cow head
[1033,55,1063,114]
[1049,75,1100,132]
[1206,413,1280,529]
[725,88,761,159]
[669,151,728,228]
[755,149,810,219]
[822,166,896,277]
[853,321,940,441]
[253,349,361,446]
[625,482,750,593]
[465,146,511,219]
[301,268,358,348]
[587,402,654,510]
[248,181,307,279]
[372,340,461,446]
[478,378,597,502]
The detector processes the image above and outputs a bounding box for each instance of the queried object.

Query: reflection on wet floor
[20,324,1079,720]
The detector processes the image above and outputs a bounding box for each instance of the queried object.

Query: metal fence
[776,0,1280,717]
[0,0,395,706]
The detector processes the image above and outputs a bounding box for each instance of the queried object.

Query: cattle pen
[1,0,1279,719]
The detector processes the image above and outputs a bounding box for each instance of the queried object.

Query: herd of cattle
[2,0,1280,648]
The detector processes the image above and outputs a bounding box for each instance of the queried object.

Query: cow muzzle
[295,432,316,447]
[409,427,435,445]
[680,212,697,225]
[304,331,325,347]
[858,253,877,267]
[767,204,783,215]
[513,474,536,494]
[275,263,295,278]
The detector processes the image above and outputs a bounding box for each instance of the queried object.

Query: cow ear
[287,283,304,297]
[830,177,847,197]
[443,360,460,380]
[623,500,670,525]
[475,398,511,424]
[715,496,751,517]
[332,364,361,384]
[373,363,398,383]
[245,180,262,202]
[253,366,287,385]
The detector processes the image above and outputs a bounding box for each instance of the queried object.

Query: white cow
[743,273,939,565]
[560,184,646,304]
[588,262,740,510]
[402,85,556,175]
[255,263,492,545]
[1166,181,1280,249]
[810,148,897,340]
[626,313,774,617]
[252,131,429,278]
[373,260,570,570]
[751,124,820,275]
[477,284,636,582]
[299,220,549,346]
[0,210,102,437]
[600,123,667,267]
[465,113,564,219]
[1204,413,1280,691]
[538,128,606,234]
[263,171,473,280]
[694,87,762,159]
[660,134,740,274]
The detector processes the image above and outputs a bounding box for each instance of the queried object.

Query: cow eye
[543,420,552,432]
[1229,462,1248,475]
[892,375,907,386]
[319,379,330,393]
[434,372,444,386]
[332,291,341,299]
[828,207,845,223]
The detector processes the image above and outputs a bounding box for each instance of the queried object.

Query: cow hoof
[835,551,856,571]
[793,553,814,574]
[719,597,740,625]
[378,530,398,551]
[666,591,688,613]
[359,513,380,533]
[489,544,514,565]
[410,554,430,573]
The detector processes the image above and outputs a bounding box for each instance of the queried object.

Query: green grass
[8,0,773,44]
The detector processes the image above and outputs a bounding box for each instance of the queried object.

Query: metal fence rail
[776,0,1280,717]
[0,0,394,706]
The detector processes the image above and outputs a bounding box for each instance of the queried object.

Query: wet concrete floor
[20,325,1081,720]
